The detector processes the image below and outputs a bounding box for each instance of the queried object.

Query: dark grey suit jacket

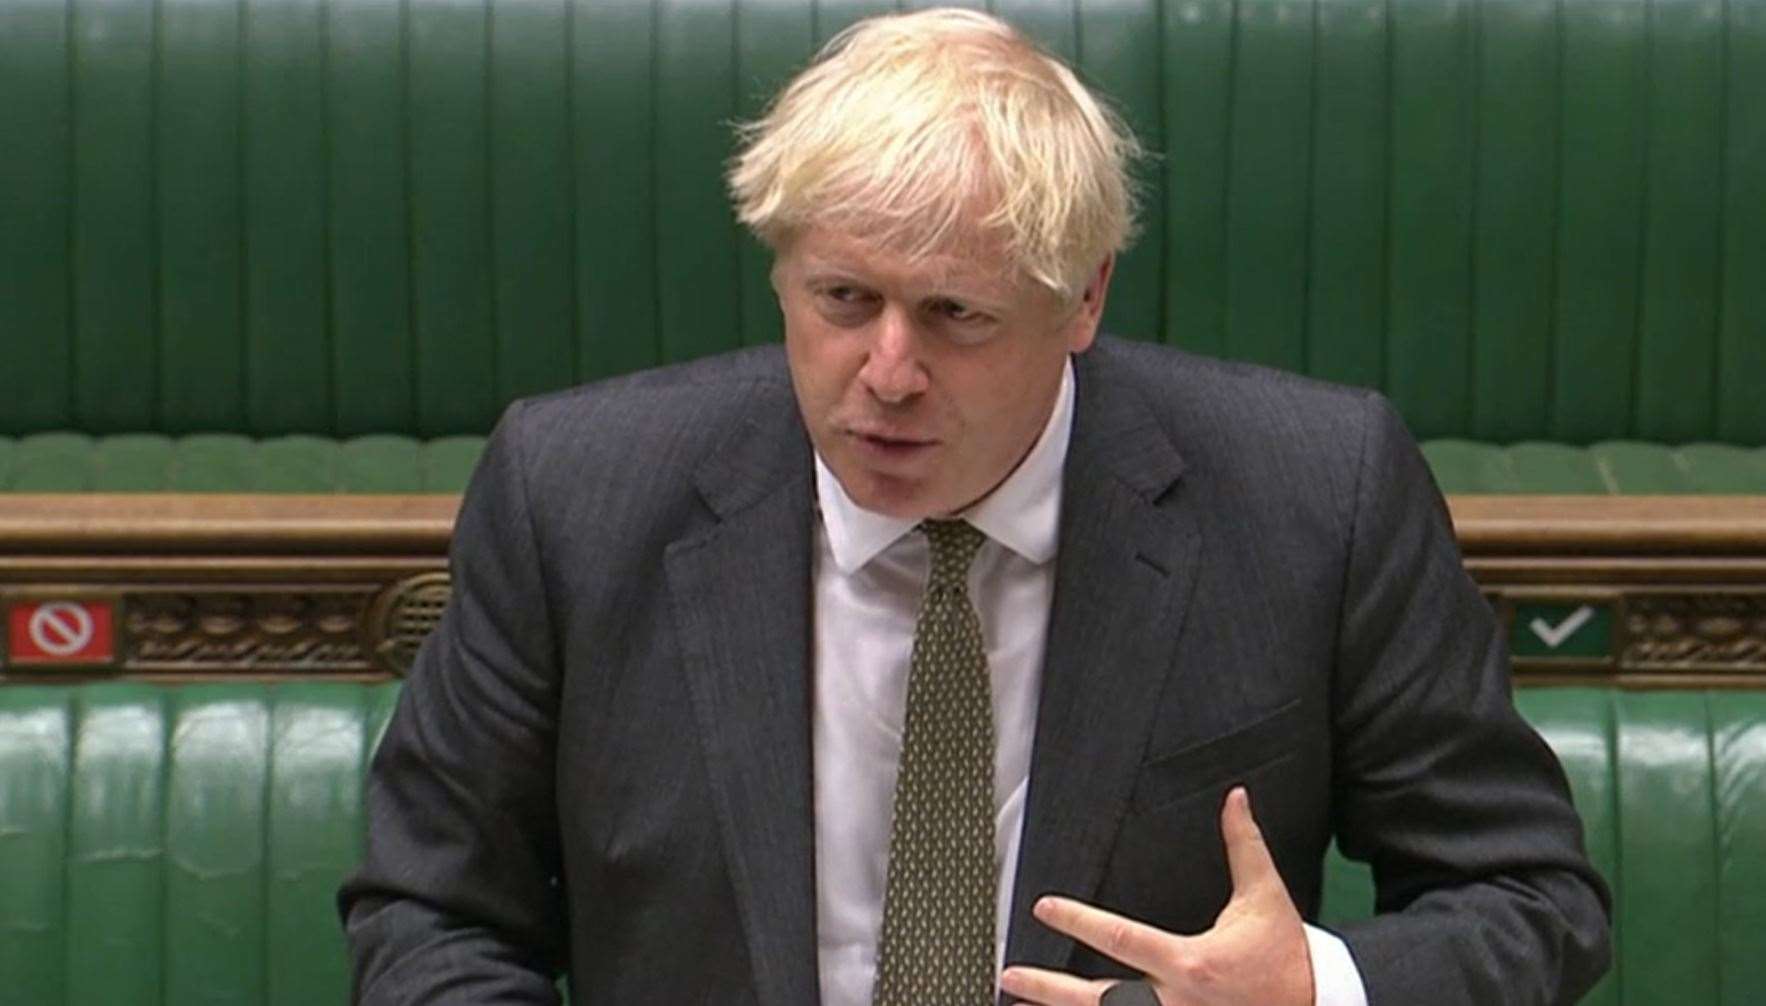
[340,337,1610,1004]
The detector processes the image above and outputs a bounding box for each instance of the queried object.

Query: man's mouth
[847,428,939,457]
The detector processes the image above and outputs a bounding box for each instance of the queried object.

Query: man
[340,9,1610,1005]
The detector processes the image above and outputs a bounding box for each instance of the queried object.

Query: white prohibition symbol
[27,602,96,657]
[1529,605,1595,650]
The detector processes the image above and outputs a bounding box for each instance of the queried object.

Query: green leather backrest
[1320,687,1766,1005]
[0,683,401,1005]
[2,0,1762,444]
[3,682,1764,1003]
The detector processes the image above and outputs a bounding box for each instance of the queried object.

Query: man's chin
[847,485,940,521]
[834,467,950,521]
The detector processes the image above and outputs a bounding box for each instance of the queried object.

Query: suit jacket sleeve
[338,400,566,1004]
[1328,393,1611,1004]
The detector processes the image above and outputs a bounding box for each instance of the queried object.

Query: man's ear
[1066,254,1115,353]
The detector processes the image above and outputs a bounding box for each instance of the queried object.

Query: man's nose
[857,308,929,404]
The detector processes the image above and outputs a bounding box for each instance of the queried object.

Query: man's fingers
[998,965,1116,1005]
[1220,786,1278,898]
[1097,979,1163,1006]
[1031,896,1180,977]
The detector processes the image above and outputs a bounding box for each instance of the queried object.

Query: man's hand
[998,787,1315,1006]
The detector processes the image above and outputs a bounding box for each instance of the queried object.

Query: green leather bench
[4,682,1763,1004]
[2,0,1762,459]
[2,435,1765,495]
[0,435,486,494]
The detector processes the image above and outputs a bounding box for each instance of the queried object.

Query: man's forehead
[786,228,1025,297]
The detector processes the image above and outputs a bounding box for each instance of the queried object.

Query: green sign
[1510,602,1613,660]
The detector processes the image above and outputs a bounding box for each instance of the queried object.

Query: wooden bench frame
[1,495,1761,686]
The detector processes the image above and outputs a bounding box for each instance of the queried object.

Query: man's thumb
[1221,786,1277,897]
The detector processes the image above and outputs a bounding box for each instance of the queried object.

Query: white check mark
[1529,606,1595,649]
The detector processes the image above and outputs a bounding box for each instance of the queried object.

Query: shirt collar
[815,358,1074,573]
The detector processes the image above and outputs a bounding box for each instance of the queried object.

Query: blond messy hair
[727,7,1142,303]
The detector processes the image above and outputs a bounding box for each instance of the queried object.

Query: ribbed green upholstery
[5,434,1764,493]
[1423,441,1766,494]
[0,433,485,492]
[1317,688,1766,1005]
[0,683,401,1005]
[2,683,1760,1002]
[2,0,1761,443]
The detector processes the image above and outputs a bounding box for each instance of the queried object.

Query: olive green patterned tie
[872,519,996,1006]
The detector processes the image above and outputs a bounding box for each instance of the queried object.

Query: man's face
[774,227,1109,519]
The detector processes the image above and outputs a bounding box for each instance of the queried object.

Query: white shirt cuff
[1303,923,1368,1006]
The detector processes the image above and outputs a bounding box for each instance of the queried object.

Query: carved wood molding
[0,567,448,682]
[1,493,1762,685]
[0,495,455,681]
[1448,497,1766,685]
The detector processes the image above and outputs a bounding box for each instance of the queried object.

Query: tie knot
[921,520,985,589]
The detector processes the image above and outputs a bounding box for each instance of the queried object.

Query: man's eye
[934,299,986,323]
[821,286,868,304]
[812,286,878,326]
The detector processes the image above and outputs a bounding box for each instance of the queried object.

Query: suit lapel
[1003,349,1204,975]
[666,392,822,1005]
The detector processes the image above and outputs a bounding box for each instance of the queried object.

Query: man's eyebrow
[799,266,863,283]
[796,258,1014,306]
[922,281,1013,312]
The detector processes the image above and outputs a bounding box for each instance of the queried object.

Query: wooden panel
[0,491,1760,559]
[1,493,1762,685]
[0,495,458,555]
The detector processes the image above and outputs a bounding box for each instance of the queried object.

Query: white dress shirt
[810,360,1367,1006]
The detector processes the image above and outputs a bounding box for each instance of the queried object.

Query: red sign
[7,600,116,666]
